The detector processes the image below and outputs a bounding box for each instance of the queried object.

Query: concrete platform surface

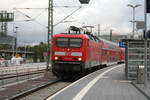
[47,64,148,100]
[133,81,150,99]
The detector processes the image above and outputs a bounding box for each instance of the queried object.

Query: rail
[0,66,46,76]
[0,63,50,87]
[8,79,60,100]
[0,63,47,76]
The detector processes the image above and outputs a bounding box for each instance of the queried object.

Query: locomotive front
[52,34,87,79]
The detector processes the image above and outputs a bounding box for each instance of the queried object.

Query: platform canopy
[79,0,90,4]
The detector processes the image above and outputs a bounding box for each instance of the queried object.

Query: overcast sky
[0,0,147,44]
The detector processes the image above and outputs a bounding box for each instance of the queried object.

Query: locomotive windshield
[56,38,82,48]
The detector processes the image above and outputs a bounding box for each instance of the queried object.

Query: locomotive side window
[70,38,82,48]
[56,38,68,47]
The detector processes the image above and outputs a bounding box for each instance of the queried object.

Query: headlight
[78,57,82,61]
[54,57,59,60]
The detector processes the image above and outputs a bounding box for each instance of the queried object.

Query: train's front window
[56,38,82,48]
[70,38,82,48]
[56,38,68,47]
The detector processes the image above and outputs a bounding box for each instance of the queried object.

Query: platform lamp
[127,4,141,38]
[14,26,19,55]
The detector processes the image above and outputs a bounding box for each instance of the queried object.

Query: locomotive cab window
[56,38,68,47]
[56,38,82,48]
[70,38,82,48]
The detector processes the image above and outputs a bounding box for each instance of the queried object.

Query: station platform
[47,64,148,100]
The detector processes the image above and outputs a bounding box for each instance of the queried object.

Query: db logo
[66,52,71,56]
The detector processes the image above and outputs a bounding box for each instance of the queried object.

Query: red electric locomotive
[51,26,124,79]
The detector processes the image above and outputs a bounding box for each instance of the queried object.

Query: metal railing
[0,63,49,88]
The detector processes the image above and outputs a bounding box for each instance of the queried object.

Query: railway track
[16,64,119,100]
[0,64,121,100]
[0,69,45,80]
[8,80,71,100]
[0,67,72,100]
[0,70,46,88]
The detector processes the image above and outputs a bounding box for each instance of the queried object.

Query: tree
[27,42,47,62]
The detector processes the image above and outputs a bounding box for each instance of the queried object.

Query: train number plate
[65,52,71,56]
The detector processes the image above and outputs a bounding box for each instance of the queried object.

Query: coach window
[102,50,107,55]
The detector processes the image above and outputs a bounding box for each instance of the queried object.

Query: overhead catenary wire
[14,6,81,9]
[53,0,84,26]
[14,9,33,20]
[54,1,82,27]
[14,4,83,28]
[54,6,82,27]
[14,9,48,28]
[12,0,94,34]
[33,9,47,19]
[13,0,92,28]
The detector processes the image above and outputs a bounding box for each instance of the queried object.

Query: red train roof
[99,37,120,50]
[53,33,121,51]
[53,33,90,39]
